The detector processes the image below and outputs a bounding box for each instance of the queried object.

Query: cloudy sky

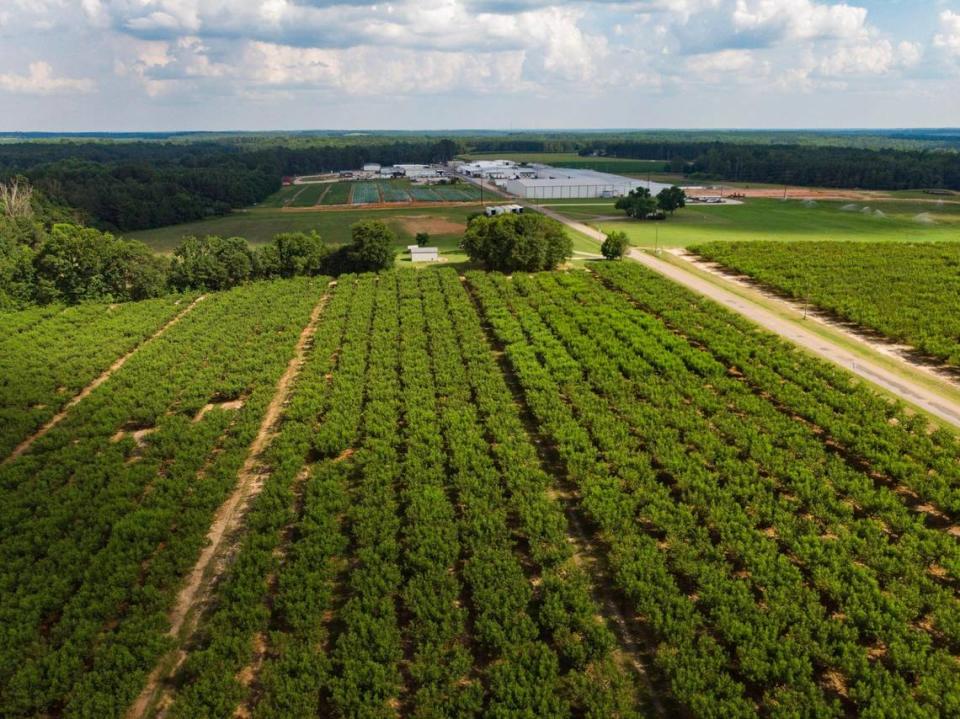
[0,0,957,131]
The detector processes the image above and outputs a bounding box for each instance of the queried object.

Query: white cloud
[685,48,760,76]
[247,41,529,95]
[934,10,960,56]
[0,0,949,127]
[731,0,868,42]
[817,39,922,76]
[0,62,95,94]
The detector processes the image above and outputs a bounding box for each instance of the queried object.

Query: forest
[1,263,958,718]
[0,183,397,308]
[0,139,459,232]
[583,141,960,190]
[1,132,957,238]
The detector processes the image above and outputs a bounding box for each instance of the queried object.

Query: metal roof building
[410,246,440,262]
[504,166,672,200]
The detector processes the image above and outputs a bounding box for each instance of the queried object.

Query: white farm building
[459,160,519,179]
[409,246,440,262]
[395,164,440,179]
[504,166,672,200]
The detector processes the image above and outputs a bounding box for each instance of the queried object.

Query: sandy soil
[631,249,960,430]
[3,295,207,466]
[395,215,466,236]
[281,200,481,212]
[126,291,330,719]
[690,187,960,203]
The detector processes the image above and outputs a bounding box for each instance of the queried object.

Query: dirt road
[629,249,960,428]
[532,203,960,430]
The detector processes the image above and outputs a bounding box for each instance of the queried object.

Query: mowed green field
[127,204,601,264]
[587,198,960,248]
[127,206,477,255]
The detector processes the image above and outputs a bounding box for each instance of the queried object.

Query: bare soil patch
[126,291,329,719]
[193,399,245,424]
[693,188,892,201]
[281,200,480,213]
[394,215,466,236]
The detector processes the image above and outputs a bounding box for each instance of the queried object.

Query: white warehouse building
[395,164,440,179]
[504,166,672,200]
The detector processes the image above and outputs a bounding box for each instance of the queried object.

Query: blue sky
[0,0,957,131]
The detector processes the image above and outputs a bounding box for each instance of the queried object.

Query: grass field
[587,198,960,248]
[320,181,351,205]
[290,183,330,207]
[127,206,477,254]
[256,185,302,208]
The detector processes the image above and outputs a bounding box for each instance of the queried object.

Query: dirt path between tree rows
[126,290,331,719]
[3,295,208,467]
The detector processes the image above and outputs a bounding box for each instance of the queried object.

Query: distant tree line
[0,182,397,308]
[0,139,460,232]
[580,141,960,191]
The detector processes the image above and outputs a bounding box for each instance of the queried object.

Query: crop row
[320,181,352,205]
[528,269,960,712]
[0,295,191,457]
[465,265,960,717]
[350,182,382,204]
[167,274,368,717]
[378,182,412,202]
[595,260,960,521]
[290,183,330,207]
[691,241,960,367]
[160,269,641,717]
[0,278,328,718]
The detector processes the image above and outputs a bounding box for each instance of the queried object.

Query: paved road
[530,203,960,430]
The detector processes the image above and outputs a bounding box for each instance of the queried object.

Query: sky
[0,0,958,131]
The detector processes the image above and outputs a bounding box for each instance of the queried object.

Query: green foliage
[656,186,687,214]
[614,188,658,220]
[0,279,327,718]
[0,229,35,309]
[346,220,396,272]
[600,230,629,260]
[462,213,572,272]
[32,224,169,304]
[693,240,960,367]
[168,235,255,291]
[255,230,330,279]
[0,188,161,308]
[467,263,960,717]
[415,231,430,246]
[0,296,190,457]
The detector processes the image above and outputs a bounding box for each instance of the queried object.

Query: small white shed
[363,163,381,173]
[410,246,440,262]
